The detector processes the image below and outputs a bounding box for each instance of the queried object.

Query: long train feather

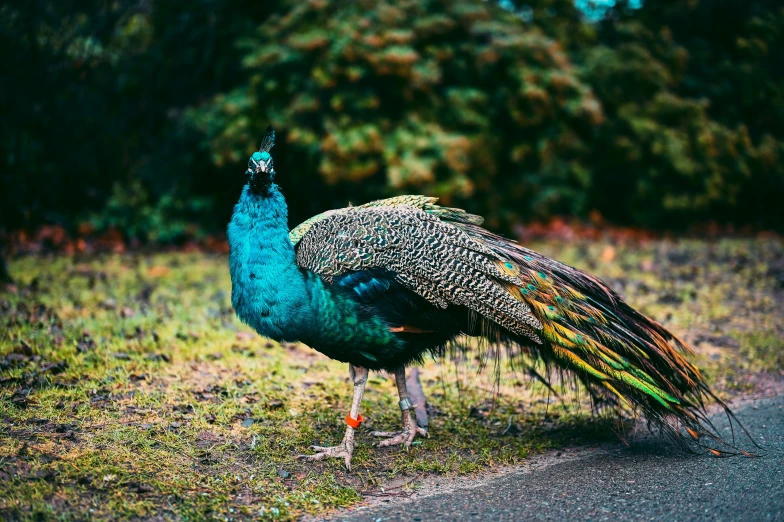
[455,222,759,455]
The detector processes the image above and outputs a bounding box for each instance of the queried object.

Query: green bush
[192,0,602,230]
[0,0,274,234]
[583,1,784,228]
[583,42,753,227]
[1,0,783,239]
[193,0,784,231]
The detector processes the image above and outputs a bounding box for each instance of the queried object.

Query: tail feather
[458,223,758,455]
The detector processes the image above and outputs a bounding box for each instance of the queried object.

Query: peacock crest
[246,125,276,193]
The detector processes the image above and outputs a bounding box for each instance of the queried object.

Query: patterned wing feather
[295,206,542,341]
[289,195,483,246]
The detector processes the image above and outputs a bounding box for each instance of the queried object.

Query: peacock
[228,126,748,469]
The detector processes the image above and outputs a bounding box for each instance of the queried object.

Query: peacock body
[228,127,745,469]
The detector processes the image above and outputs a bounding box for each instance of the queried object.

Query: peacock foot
[297,438,355,470]
[372,412,428,449]
[298,365,367,471]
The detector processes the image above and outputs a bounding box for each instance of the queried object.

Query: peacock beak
[246,159,259,176]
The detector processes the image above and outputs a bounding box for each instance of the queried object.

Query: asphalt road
[328,396,784,521]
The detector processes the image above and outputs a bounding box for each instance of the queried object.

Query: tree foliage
[193,0,602,229]
[0,0,273,239]
[586,0,784,227]
[1,0,783,239]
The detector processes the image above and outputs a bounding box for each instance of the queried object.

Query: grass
[1,237,783,520]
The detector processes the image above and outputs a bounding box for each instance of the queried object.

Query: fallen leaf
[198,431,219,442]
[76,333,95,353]
[34,469,56,481]
[11,391,29,407]
[148,266,170,278]
[16,341,33,356]
[40,360,67,374]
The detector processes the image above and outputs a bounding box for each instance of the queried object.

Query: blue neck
[227,183,398,364]
[228,184,312,340]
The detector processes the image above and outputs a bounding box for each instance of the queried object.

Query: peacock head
[247,151,273,176]
[246,125,276,194]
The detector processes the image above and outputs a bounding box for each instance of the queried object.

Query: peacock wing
[288,196,483,246]
[294,205,543,342]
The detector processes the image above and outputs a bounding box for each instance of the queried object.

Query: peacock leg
[297,364,367,470]
[371,367,429,449]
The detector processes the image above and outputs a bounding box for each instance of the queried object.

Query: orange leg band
[345,413,364,429]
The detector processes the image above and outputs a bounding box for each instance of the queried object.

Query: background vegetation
[2,0,783,242]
